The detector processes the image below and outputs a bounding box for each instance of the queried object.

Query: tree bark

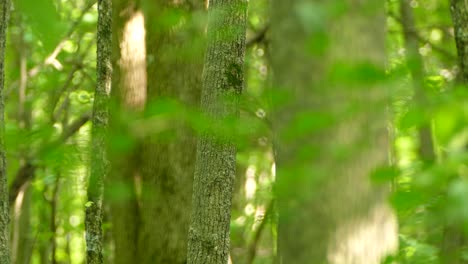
[270,1,398,263]
[137,1,204,263]
[450,0,468,82]
[187,0,248,263]
[399,0,435,162]
[441,1,468,262]
[0,0,10,262]
[85,0,112,263]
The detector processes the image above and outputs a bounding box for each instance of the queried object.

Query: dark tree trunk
[399,0,435,162]
[85,0,112,263]
[187,0,248,263]
[0,0,10,262]
[441,1,468,262]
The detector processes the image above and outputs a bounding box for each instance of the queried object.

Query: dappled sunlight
[328,204,398,264]
[119,11,147,110]
[245,165,256,200]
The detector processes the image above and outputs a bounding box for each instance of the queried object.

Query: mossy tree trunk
[270,1,398,263]
[0,0,10,263]
[187,0,248,263]
[450,0,468,82]
[85,0,112,263]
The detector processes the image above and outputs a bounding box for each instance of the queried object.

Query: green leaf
[370,166,399,184]
[15,0,64,52]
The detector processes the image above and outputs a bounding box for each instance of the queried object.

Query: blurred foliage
[2,0,468,263]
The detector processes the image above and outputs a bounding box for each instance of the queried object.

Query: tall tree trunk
[137,1,204,263]
[0,0,10,262]
[85,0,112,263]
[187,0,248,263]
[270,1,398,263]
[442,1,468,262]
[11,17,33,264]
[11,183,31,264]
[49,175,60,264]
[399,0,435,162]
[107,0,146,263]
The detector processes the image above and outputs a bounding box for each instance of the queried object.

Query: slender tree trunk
[107,1,146,263]
[85,0,112,263]
[49,175,60,264]
[450,0,468,82]
[399,0,435,162]
[441,1,468,262]
[12,183,31,264]
[187,0,248,263]
[0,0,10,262]
[11,18,33,264]
[137,1,204,263]
[271,1,397,263]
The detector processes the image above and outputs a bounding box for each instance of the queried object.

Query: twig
[388,12,456,60]
[247,25,269,48]
[246,199,274,264]
[9,112,91,204]
[5,0,97,98]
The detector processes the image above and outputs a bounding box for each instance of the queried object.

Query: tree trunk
[441,1,468,262]
[399,0,435,162]
[137,1,204,263]
[11,183,32,264]
[270,1,398,263]
[187,0,248,263]
[11,17,33,264]
[107,0,146,263]
[0,0,10,262]
[85,0,112,263]
[450,0,468,82]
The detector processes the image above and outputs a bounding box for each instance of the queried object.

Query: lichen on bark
[0,0,10,263]
[85,0,112,263]
[187,0,248,263]
[450,0,468,82]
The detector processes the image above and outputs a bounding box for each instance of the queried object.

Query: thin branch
[247,25,269,48]
[9,112,91,204]
[5,0,97,98]
[388,12,456,60]
[50,39,95,122]
[246,199,274,264]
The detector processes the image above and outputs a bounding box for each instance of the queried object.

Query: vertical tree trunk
[107,0,146,263]
[137,1,204,263]
[450,0,468,82]
[85,0,112,263]
[187,0,248,263]
[12,183,32,264]
[0,0,10,262]
[442,1,468,262]
[270,1,397,263]
[49,175,60,264]
[11,17,33,264]
[399,0,435,162]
